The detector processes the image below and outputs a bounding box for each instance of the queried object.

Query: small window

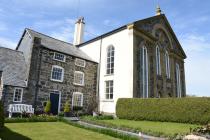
[74,71,84,86]
[51,65,64,82]
[105,80,113,99]
[156,45,161,75]
[165,51,170,78]
[72,92,83,107]
[75,58,86,67]
[13,88,23,102]
[53,52,66,62]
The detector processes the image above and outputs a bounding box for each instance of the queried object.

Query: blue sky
[0,0,210,96]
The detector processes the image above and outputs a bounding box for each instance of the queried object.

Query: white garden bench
[8,104,34,118]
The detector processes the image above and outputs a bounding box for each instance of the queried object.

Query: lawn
[0,122,121,140]
[82,116,200,138]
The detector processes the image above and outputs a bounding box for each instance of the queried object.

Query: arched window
[156,45,161,75]
[165,51,170,78]
[140,46,148,98]
[176,63,181,97]
[106,46,115,75]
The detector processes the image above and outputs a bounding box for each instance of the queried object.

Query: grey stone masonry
[28,37,97,114]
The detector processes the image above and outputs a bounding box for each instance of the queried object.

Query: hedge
[0,100,4,128]
[116,98,210,124]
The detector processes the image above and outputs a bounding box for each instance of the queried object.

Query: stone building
[0,7,186,115]
[80,8,186,113]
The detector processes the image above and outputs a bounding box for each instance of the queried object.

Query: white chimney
[73,17,85,45]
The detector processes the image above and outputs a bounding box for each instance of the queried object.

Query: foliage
[116,98,210,124]
[0,100,4,129]
[64,101,70,113]
[95,115,114,120]
[81,116,199,139]
[5,114,59,123]
[58,112,64,117]
[44,100,51,114]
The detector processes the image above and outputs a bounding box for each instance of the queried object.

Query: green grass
[81,116,200,138]
[0,122,121,140]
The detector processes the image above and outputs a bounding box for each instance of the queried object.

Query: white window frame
[165,51,170,79]
[73,71,85,86]
[176,63,182,98]
[75,58,86,67]
[141,46,149,98]
[53,52,66,62]
[156,45,161,75]
[13,88,23,102]
[51,65,64,82]
[106,45,115,75]
[105,80,114,100]
[72,92,83,107]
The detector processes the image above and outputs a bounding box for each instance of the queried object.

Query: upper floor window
[105,80,113,100]
[165,51,170,78]
[13,88,23,102]
[106,46,115,75]
[51,65,64,82]
[74,71,84,86]
[156,45,161,75]
[53,52,66,62]
[72,92,83,107]
[75,58,86,67]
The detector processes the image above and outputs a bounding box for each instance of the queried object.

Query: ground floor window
[72,92,83,107]
[105,80,113,99]
[13,88,23,102]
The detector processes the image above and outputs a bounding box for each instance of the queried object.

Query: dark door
[50,93,60,115]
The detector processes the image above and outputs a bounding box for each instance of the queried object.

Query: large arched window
[140,46,148,98]
[106,46,115,75]
[176,63,181,97]
[156,45,161,75]
[165,51,170,78]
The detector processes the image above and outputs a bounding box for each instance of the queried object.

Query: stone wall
[28,38,97,114]
[133,18,186,98]
[0,71,2,99]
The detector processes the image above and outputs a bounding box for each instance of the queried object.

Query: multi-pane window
[51,65,64,82]
[165,51,170,78]
[176,63,182,98]
[72,92,83,107]
[74,71,84,86]
[106,46,115,74]
[140,46,148,98]
[156,45,161,75]
[54,52,66,62]
[13,88,23,102]
[105,80,113,99]
[75,58,86,67]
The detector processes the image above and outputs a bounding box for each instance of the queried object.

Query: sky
[0,0,210,96]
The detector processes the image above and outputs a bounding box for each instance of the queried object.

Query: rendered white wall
[80,28,134,113]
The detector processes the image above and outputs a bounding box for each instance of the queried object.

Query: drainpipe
[96,37,103,113]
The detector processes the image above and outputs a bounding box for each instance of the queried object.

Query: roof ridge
[0,46,24,54]
[25,28,73,46]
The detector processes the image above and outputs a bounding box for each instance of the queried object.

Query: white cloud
[0,37,17,49]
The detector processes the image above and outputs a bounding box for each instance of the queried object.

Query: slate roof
[17,28,95,62]
[0,47,27,87]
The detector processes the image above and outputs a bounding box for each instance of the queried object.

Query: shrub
[44,100,51,114]
[5,114,58,123]
[95,115,114,120]
[116,98,210,124]
[64,101,70,113]
[0,100,4,128]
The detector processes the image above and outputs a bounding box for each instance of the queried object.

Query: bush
[44,100,51,114]
[0,100,4,128]
[64,101,70,113]
[116,98,210,124]
[95,115,114,120]
[5,114,59,123]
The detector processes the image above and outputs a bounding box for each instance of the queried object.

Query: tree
[44,100,51,114]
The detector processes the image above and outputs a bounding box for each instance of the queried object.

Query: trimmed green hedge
[116,98,210,124]
[0,100,4,128]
